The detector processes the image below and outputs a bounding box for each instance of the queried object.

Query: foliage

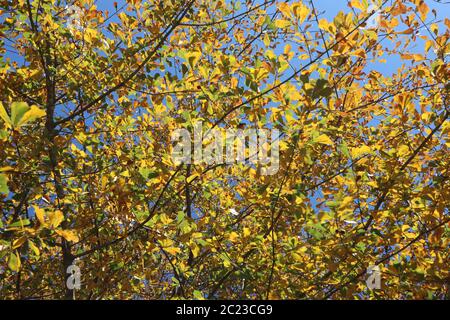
[0,0,449,299]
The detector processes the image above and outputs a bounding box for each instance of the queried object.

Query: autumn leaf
[0,174,9,194]
[0,102,12,128]
[12,236,27,249]
[34,206,46,226]
[313,134,334,145]
[350,145,374,158]
[16,105,46,127]
[48,210,64,229]
[56,230,79,242]
[229,231,239,242]
[186,173,199,184]
[292,3,310,23]
[164,247,181,255]
[8,251,21,272]
[275,19,291,28]
[10,102,31,126]
[0,101,45,129]
[0,0,449,301]
[28,240,40,256]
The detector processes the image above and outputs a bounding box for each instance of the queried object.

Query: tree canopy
[0,0,449,299]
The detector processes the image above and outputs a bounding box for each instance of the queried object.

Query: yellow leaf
[318,19,335,33]
[292,252,303,262]
[404,232,416,239]
[304,82,314,91]
[442,121,450,134]
[340,196,354,208]
[275,19,291,28]
[278,2,291,17]
[56,230,79,242]
[350,145,373,158]
[418,1,429,20]
[401,225,411,232]
[28,240,40,256]
[421,112,432,122]
[120,170,130,177]
[48,210,64,228]
[223,257,232,268]
[263,33,270,47]
[351,48,366,59]
[84,28,98,43]
[12,236,27,249]
[398,145,409,157]
[412,54,424,62]
[16,105,46,127]
[2,102,46,129]
[350,0,366,11]
[10,101,30,127]
[165,247,181,255]
[187,173,199,184]
[101,175,108,189]
[401,53,413,60]
[43,14,59,31]
[424,40,433,53]
[285,111,296,125]
[313,134,334,145]
[287,89,302,100]
[292,3,310,23]
[186,51,202,69]
[192,244,200,258]
[229,231,239,242]
[0,102,11,128]
[298,246,308,254]
[159,213,173,225]
[243,227,251,237]
[34,206,46,226]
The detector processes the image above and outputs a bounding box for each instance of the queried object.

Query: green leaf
[139,167,158,180]
[3,102,46,129]
[339,142,351,158]
[7,219,31,229]
[356,242,366,252]
[325,200,340,207]
[16,105,46,127]
[177,211,185,223]
[182,110,192,124]
[28,240,40,256]
[8,251,21,272]
[193,290,204,299]
[10,102,30,127]
[0,174,9,194]
[0,129,8,139]
[110,261,124,271]
[312,79,332,99]
[306,223,326,240]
